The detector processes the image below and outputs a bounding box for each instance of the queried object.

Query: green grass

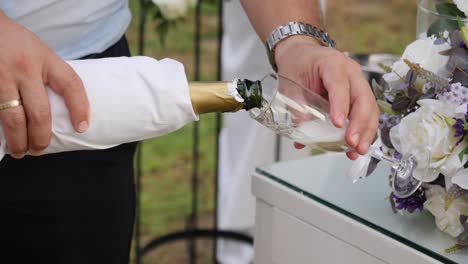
[139,114,217,236]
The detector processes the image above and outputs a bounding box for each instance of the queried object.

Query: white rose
[382,60,410,89]
[402,37,450,75]
[152,0,189,19]
[439,141,468,178]
[383,36,451,89]
[454,0,468,17]
[453,168,468,189]
[424,184,468,237]
[390,99,459,182]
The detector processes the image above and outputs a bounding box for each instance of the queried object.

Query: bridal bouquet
[359,0,468,251]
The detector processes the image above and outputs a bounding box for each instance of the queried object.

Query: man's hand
[0,12,89,158]
[275,36,379,160]
[240,0,378,160]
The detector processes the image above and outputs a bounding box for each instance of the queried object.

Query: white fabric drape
[0,56,198,159]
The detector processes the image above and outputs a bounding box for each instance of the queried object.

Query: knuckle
[28,106,51,125]
[10,145,27,155]
[328,51,347,62]
[0,64,10,81]
[348,59,361,69]
[7,138,27,154]
[317,53,336,66]
[63,72,83,92]
[12,52,33,75]
[30,138,50,151]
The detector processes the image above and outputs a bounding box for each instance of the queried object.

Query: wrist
[274,35,323,68]
[265,22,337,72]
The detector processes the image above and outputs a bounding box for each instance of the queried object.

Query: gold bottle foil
[189,81,245,114]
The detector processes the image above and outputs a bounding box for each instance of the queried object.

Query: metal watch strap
[266,22,337,72]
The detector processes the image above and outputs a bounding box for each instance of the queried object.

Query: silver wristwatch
[266,21,337,72]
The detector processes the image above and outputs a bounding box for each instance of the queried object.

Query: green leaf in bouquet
[436,3,466,18]
[377,100,397,115]
[427,18,460,37]
[405,70,417,86]
[459,146,468,162]
[372,79,385,100]
[453,69,468,87]
[377,63,392,73]
[392,97,411,112]
[427,3,466,37]
[419,87,437,100]
[408,85,418,97]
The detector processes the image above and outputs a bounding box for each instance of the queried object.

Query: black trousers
[0,36,137,264]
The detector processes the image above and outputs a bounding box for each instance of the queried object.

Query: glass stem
[368,146,397,165]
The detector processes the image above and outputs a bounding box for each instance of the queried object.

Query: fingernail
[350,133,360,146]
[11,153,25,159]
[336,114,345,127]
[29,149,43,156]
[360,140,370,153]
[78,121,89,133]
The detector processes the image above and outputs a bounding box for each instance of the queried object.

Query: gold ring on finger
[0,99,22,111]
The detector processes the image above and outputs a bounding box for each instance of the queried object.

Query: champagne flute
[249,74,432,198]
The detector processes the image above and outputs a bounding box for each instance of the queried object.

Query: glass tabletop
[256,153,466,264]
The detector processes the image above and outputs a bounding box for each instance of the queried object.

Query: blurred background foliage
[127,0,417,263]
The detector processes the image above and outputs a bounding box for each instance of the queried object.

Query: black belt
[80,35,129,60]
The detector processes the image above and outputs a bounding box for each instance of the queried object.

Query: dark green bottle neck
[236,79,263,110]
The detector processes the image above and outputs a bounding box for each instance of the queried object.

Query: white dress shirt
[0,0,131,59]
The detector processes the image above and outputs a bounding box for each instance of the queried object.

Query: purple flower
[460,41,467,50]
[379,113,400,148]
[454,118,465,138]
[439,83,468,105]
[379,113,400,129]
[393,151,402,160]
[391,193,425,213]
[453,105,468,146]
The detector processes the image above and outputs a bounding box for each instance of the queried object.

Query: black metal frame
[133,1,254,263]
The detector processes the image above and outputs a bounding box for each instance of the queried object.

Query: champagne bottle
[188,77,347,153]
[188,79,263,114]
